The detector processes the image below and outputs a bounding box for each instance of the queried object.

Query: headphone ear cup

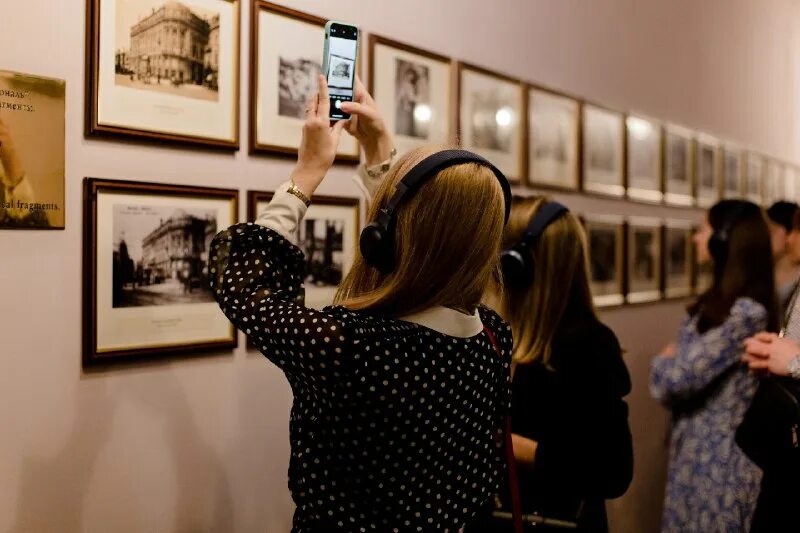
[360,222,393,273]
[500,247,529,287]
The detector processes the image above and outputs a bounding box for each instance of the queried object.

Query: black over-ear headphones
[708,201,749,263]
[500,201,569,287]
[359,149,512,274]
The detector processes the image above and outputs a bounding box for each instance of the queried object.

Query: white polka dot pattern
[209,223,513,532]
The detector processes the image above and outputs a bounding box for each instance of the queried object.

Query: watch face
[788,354,800,379]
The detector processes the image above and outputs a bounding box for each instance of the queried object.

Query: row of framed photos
[85,0,800,208]
[584,215,707,309]
[82,178,360,365]
[82,176,704,366]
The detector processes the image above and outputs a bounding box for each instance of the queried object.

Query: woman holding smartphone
[650,200,779,532]
[210,76,514,532]
[483,196,633,532]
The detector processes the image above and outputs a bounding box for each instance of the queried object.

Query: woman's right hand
[340,77,394,167]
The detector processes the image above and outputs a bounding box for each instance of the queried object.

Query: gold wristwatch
[286,182,311,207]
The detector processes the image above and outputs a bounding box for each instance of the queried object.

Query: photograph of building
[114,0,220,101]
[112,204,217,308]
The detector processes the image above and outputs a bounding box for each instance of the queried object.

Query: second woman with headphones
[484,196,634,532]
[209,76,516,531]
[650,200,779,532]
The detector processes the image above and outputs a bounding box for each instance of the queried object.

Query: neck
[775,255,799,286]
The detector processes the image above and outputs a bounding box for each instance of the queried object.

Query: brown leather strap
[484,326,524,533]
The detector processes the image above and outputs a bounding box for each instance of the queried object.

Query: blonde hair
[489,196,597,366]
[335,145,506,316]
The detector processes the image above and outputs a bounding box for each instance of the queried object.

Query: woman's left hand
[743,333,798,376]
[291,75,347,198]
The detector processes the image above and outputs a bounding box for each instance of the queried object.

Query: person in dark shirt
[485,196,633,531]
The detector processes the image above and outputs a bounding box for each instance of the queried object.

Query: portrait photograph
[87,0,240,148]
[528,87,579,190]
[0,70,65,229]
[83,178,238,364]
[582,104,624,197]
[249,192,360,310]
[764,160,784,205]
[722,146,743,198]
[369,35,452,155]
[250,2,359,160]
[584,215,625,307]
[664,126,694,206]
[627,218,662,304]
[664,221,693,299]
[457,63,524,182]
[626,115,662,203]
[695,135,720,207]
[745,152,765,205]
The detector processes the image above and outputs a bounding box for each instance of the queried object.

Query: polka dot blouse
[210,222,513,532]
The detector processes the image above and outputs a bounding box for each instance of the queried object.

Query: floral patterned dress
[650,298,765,533]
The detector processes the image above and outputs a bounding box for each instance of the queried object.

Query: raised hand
[340,76,394,167]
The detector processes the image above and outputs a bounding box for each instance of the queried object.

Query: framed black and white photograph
[745,152,765,205]
[584,214,625,307]
[250,2,359,160]
[664,125,694,206]
[626,115,662,203]
[722,146,743,199]
[83,178,238,364]
[369,35,452,155]
[785,165,797,202]
[695,134,720,208]
[86,0,240,148]
[0,70,66,229]
[627,217,662,304]
[457,62,524,182]
[763,159,783,205]
[664,220,694,299]
[582,104,625,197]
[527,86,580,190]
[248,191,360,310]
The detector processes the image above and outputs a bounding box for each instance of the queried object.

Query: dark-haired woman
[650,200,780,532]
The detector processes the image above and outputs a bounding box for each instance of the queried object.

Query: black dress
[510,316,633,532]
[209,222,514,532]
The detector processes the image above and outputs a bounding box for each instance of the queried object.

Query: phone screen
[325,23,358,121]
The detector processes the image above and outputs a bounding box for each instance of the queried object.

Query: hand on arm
[743,333,800,377]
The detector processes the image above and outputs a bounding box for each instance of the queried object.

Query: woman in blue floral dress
[651,200,780,532]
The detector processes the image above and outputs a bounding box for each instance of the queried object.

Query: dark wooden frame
[82,177,239,365]
[580,101,626,198]
[249,1,360,161]
[582,214,626,308]
[85,0,241,150]
[624,114,663,204]
[695,133,721,208]
[626,217,662,304]
[455,61,526,184]
[367,33,454,145]
[663,124,696,207]
[525,83,581,191]
[662,220,695,300]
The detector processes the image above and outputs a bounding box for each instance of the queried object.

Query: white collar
[397,306,483,338]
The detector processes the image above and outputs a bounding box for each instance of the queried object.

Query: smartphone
[323,21,359,121]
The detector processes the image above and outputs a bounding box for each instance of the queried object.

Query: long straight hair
[334,145,506,317]
[689,200,780,333]
[488,196,597,366]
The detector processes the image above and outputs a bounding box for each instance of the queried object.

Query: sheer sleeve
[209,222,350,381]
[650,298,766,403]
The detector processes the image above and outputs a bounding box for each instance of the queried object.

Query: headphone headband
[384,149,512,222]
[500,200,570,287]
[360,149,513,273]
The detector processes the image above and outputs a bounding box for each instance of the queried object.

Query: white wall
[2,1,799,532]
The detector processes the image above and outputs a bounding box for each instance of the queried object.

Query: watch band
[286,183,311,207]
[788,354,800,380]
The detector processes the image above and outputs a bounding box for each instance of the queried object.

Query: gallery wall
[2,1,800,532]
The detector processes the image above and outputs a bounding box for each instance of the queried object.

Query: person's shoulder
[555,317,630,392]
[478,305,513,350]
[730,297,767,321]
[557,317,620,354]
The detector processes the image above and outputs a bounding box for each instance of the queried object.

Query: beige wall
[2,1,799,532]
